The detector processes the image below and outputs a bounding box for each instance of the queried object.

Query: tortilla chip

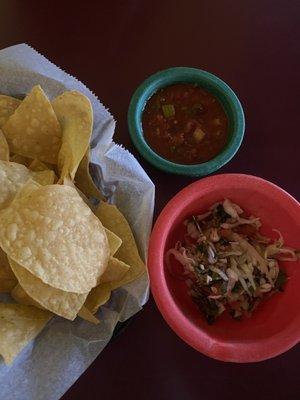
[9,259,87,320]
[2,85,62,164]
[0,95,21,127]
[11,284,41,308]
[0,279,16,293]
[75,150,103,200]
[0,303,51,364]
[10,154,32,166]
[63,176,96,210]
[85,257,130,314]
[100,257,130,284]
[29,159,51,172]
[77,306,100,325]
[52,91,93,181]
[0,248,15,279]
[0,161,55,210]
[95,201,145,285]
[0,248,17,292]
[0,161,32,209]
[105,229,122,256]
[0,129,9,161]
[0,183,109,293]
[32,169,56,185]
[84,282,112,315]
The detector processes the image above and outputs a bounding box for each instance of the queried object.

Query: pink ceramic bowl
[148,174,300,362]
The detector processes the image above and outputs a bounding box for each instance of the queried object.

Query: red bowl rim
[148,173,300,362]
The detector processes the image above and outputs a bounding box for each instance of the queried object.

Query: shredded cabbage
[167,199,299,324]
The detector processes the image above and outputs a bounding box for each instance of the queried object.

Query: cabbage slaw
[166,199,300,324]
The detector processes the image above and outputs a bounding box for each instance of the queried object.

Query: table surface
[1,1,300,399]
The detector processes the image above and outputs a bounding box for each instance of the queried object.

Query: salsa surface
[142,83,229,164]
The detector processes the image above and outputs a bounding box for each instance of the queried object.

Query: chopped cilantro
[196,243,206,253]
[219,237,229,246]
[194,296,219,325]
[231,282,242,293]
[211,272,222,281]
[215,204,230,223]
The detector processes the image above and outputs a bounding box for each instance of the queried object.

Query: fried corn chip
[0,248,17,292]
[61,182,122,273]
[0,129,9,161]
[0,84,146,355]
[9,259,88,320]
[105,229,122,256]
[10,153,32,166]
[85,202,145,314]
[77,306,100,325]
[0,279,16,293]
[29,159,51,172]
[85,257,130,314]
[96,201,145,284]
[2,85,62,164]
[0,303,51,364]
[75,150,103,200]
[0,161,55,210]
[0,95,21,127]
[62,175,96,210]
[11,284,41,308]
[100,257,130,284]
[84,282,112,315]
[0,161,32,209]
[0,248,14,279]
[32,169,56,185]
[12,275,98,325]
[52,91,93,181]
[0,183,109,293]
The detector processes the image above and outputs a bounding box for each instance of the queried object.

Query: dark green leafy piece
[221,280,228,294]
[215,204,230,223]
[196,243,206,253]
[232,282,242,293]
[211,272,222,281]
[193,296,219,325]
[219,237,229,246]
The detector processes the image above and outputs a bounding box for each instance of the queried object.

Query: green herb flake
[232,282,242,293]
[194,296,219,325]
[221,281,228,294]
[215,204,230,223]
[211,272,222,281]
[196,243,206,253]
[219,237,229,246]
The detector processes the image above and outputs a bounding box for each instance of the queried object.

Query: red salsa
[142,83,229,164]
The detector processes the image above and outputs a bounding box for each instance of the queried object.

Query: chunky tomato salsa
[142,83,229,164]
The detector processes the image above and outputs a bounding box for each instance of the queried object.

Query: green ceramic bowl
[128,67,245,176]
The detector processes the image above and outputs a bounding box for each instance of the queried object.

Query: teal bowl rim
[127,67,245,176]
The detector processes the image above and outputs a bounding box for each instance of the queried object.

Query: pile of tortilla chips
[0,85,145,365]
